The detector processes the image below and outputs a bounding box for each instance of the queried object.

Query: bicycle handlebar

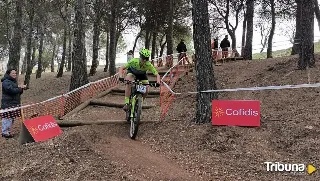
[119,78,160,87]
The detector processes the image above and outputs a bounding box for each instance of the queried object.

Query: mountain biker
[118,48,161,111]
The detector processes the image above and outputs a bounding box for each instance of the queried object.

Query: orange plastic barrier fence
[0,74,120,121]
[160,56,192,120]
[0,53,185,124]
[165,55,174,68]
[211,49,237,61]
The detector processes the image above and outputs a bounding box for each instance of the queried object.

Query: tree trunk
[156,47,159,57]
[226,21,238,51]
[229,32,237,51]
[241,10,247,57]
[7,0,23,72]
[259,27,270,53]
[115,32,121,55]
[21,48,27,74]
[166,0,174,55]
[158,34,166,57]
[31,40,36,67]
[24,2,35,89]
[145,28,151,49]
[4,0,12,53]
[36,22,45,79]
[267,0,276,58]
[159,38,167,57]
[89,0,102,76]
[67,26,72,71]
[223,0,243,55]
[191,0,218,123]
[57,21,68,77]
[108,0,117,76]
[89,13,101,76]
[132,31,141,53]
[243,0,254,60]
[298,0,314,69]
[104,30,110,72]
[70,0,89,91]
[314,0,320,31]
[151,31,157,59]
[51,41,56,72]
[292,0,302,55]
[159,40,167,57]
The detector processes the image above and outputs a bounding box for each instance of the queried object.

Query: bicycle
[119,78,160,139]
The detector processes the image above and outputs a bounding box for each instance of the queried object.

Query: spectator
[127,50,134,62]
[176,39,189,64]
[212,37,219,60]
[176,39,187,54]
[220,35,231,58]
[214,37,219,50]
[1,68,26,139]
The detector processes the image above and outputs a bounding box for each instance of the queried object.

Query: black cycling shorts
[126,67,148,82]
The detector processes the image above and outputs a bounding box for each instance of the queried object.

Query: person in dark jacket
[214,37,218,50]
[176,39,189,64]
[220,35,231,58]
[176,39,187,53]
[1,68,26,138]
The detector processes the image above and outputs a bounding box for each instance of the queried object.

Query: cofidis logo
[29,122,59,135]
[212,100,261,127]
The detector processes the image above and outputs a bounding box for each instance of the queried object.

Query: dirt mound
[139,56,320,180]
[0,128,123,180]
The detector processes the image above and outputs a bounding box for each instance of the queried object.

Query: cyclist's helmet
[139,48,151,60]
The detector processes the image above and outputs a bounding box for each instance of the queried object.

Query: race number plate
[137,85,147,93]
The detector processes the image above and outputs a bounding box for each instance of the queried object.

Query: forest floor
[0,56,320,180]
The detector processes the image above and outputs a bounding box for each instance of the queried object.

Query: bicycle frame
[125,79,159,118]
[129,81,145,118]
[121,78,159,139]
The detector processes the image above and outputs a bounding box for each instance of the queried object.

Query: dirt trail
[60,66,203,180]
[95,135,200,181]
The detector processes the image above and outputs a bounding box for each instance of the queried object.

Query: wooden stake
[19,106,35,144]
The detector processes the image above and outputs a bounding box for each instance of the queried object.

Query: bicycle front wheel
[129,95,142,139]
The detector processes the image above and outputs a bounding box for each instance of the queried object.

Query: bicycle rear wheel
[129,95,142,139]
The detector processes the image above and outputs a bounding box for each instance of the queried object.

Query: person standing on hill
[176,39,190,64]
[220,35,230,58]
[214,37,218,50]
[176,39,187,61]
[212,37,219,60]
[1,68,26,139]
[176,39,187,54]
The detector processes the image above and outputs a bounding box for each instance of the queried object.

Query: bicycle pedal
[123,104,129,111]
